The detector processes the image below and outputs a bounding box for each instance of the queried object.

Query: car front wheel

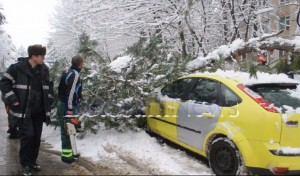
[209,138,246,175]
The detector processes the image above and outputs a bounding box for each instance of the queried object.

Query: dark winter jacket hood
[17,57,29,62]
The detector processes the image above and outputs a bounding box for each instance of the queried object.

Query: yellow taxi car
[145,73,300,175]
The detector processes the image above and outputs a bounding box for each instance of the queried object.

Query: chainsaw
[63,115,83,157]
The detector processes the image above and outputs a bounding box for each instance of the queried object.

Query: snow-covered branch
[187,32,300,71]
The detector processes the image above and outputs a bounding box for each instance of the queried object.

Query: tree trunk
[222,0,229,44]
[229,0,240,43]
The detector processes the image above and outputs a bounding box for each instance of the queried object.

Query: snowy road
[43,124,214,175]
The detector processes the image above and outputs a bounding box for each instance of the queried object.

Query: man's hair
[28,45,46,58]
[72,55,84,67]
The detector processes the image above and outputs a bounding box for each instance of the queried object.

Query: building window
[279,50,286,57]
[279,0,288,4]
[262,19,270,33]
[258,0,268,6]
[279,16,290,30]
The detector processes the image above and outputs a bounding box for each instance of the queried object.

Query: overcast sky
[1,0,57,49]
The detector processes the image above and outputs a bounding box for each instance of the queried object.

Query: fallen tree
[187,30,300,72]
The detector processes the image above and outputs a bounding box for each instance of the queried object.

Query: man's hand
[13,101,19,106]
[66,111,73,115]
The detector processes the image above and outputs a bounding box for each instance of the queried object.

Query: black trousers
[19,112,45,167]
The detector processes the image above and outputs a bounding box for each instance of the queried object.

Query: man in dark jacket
[57,55,84,164]
[0,45,54,176]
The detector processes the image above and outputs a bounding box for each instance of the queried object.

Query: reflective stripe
[68,71,79,110]
[62,149,73,153]
[4,91,14,98]
[61,153,73,157]
[48,94,53,99]
[13,84,29,90]
[9,110,23,118]
[43,85,49,90]
[3,73,15,83]
[65,72,73,85]
[62,149,73,157]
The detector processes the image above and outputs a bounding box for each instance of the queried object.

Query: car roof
[181,74,237,82]
[180,71,299,86]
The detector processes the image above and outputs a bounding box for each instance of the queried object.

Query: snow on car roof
[188,69,299,85]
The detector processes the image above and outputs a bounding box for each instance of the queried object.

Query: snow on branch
[187,30,300,72]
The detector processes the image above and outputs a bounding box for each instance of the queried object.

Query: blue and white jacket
[58,66,82,113]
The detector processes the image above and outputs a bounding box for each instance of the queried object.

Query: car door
[177,78,222,151]
[154,78,195,140]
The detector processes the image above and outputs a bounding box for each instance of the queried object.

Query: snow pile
[43,126,212,175]
[276,147,300,155]
[190,69,299,85]
[255,7,275,14]
[280,104,300,122]
[187,39,244,70]
[86,69,98,78]
[287,85,300,98]
[109,56,133,73]
[295,36,300,50]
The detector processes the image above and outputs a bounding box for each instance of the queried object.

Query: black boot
[21,165,32,176]
[9,128,20,139]
[73,152,80,159]
[61,157,77,164]
[30,163,41,171]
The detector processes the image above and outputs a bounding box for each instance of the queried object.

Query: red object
[238,84,278,113]
[272,167,289,174]
[257,54,266,62]
[70,117,79,126]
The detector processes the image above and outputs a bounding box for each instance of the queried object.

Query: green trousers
[57,100,73,160]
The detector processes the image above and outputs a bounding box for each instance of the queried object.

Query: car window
[221,84,242,107]
[188,79,219,104]
[161,78,194,99]
[251,85,300,110]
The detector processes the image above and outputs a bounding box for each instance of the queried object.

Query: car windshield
[249,84,300,110]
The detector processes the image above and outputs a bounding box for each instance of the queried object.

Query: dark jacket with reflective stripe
[58,66,82,112]
[0,58,54,124]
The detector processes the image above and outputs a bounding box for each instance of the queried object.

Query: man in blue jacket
[57,55,84,164]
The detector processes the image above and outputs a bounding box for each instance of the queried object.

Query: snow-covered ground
[42,125,213,175]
